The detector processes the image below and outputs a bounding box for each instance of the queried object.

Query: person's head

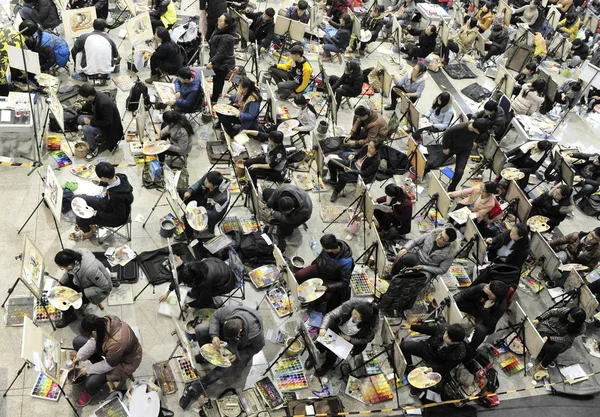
[491,24,503,34]
[95,162,116,181]
[352,302,375,325]
[163,110,194,135]
[572,38,583,49]
[480,181,498,196]
[155,26,171,43]
[593,154,600,166]
[433,91,451,109]
[510,223,529,241]
[293,94,308,108]
[177,67,195,83]
[93,18,107,32]
[78,83,97,102]
[529,78,547,96]
[425,25,437,36]
[222,318,244,342]
[468,17,478,29]
[240,76,257,96]
[572,81,582,92]
[355,105,371,121]
[412,62,427,78]
[279,196,295,214]
[217,13,234,30]
[345,60,361,75]
[23,0,33,3]
[290,45,304,62]
[443,324,466,344]
[481,2,492,12]
[18,20,39,38]
[384,183,408,201]
[585,227,600,245]
[523,62,538,75]
[484,281,508,300]
[470,118,492,134]
[566,12,577,25]
[177,262,204,287]
[204,171,224,190]
[373,5,385,16]
[340,13,351,27]
[268,130,284,147]
[54,249,83,270]
[320,234,341,253]
[297,0,308,13]
[529,0,538,8]
[367,139,383,156]
[564,307,586,334]
[483,100,498,116]
[536,140,552,152]
[80,315,107,345]
[263,7,275,21]
[436,227,457,247]
[552,184,572,201]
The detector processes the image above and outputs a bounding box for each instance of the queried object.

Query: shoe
[384,105,395,111]
[72,73,88,81]
[194,353,207,363]
[330,192,339,203]
[77,390,92,406]
[69,230,95,241]
[85,148,99,161]
[323,178,337,186]
[314,367,328,378]
[145,74,160,84]
[179,384,198,410]
[533,364,549,381]
[55,311,77,328]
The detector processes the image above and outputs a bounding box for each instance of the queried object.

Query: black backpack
[577,195,600,219]
[126,78,151,112]
[239,231,285,266]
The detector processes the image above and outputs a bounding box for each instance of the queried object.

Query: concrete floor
[1,0,600,416]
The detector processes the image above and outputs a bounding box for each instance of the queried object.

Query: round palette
[71,197,95,219]
[408,367,442,389]
[69,164,96,179]
[200,344,234,367]
[214,103,240,117]
[527,215,550,233]
[142,140,171,155]
[185,201,208,231]
[501,168,525,181]
[129,384,160,417]
[47,286,83,311]
[277,119,300,136]
[297,278,325,303]
[360,29,372,43]
[560,263,588,272]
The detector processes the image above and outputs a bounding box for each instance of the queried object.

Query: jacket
[514,5,539,26]
[187,174,231,227]
[329,20,352,50]
[174,70,201,109]
[201,0,228,21]
[512,84,545,115]
[448,186,497,222]
[286,6,310,24]
[332,70,363,98]
[558,18,580,41]
[152,0,177,27]
[394,71,426,99]
[408,323,467,374]
[94,174,134,226]
[71,30,118,73]
[321,299,380,345]
[208,305,265,364]
[572,43,590,61]
[474,106,506,138]
[59,248,112,304]
[442,122,479,153]
[452,24,479,52]
[361,14,385,39]
[487,230,530,270]
[161,124,192,155]
[296,105,317,132]
[209,25,236,72]
[403,228,459,276]
[237,90,262,131]
[506,141,550,171]
[350,111,388,147]
[276,58,312,93]
[536,307,586,348]
[246,11,275,44]
[455,283,508,331]
[265,143,287,172]
[558,80,582,104]
[570,153,600,183]
[379,270,428,315]
[488,28,509,53]
[36,31,70,70]
[426,104,454,131]
[408,27,437,58]
[36,0,61,29]
[476,9,494,31]
[152,40,183,75]
[171,257,237,297]
[312,240,354,293]
[266,184,313,226]
[90,91,124,148]
[375,195,413,235]
[19,3,41,25]
[351,144,381,184]
[102,316,143,381]
[531,185,574,221]
[549,232,600,270]
[0,27,23,84]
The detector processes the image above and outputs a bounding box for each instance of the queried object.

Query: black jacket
[333,70,363,97]
[95,174,134,226]
[488,28,509,52]
[409,27,437,58]
[474,107,506,138]
[321,299,380,345]
[153,40,183,75]
[330,20,352,50]
[455,284,508,330]
[201,0,227,21]
[171,257,237,297]
[266,184,313,227]
[408,323,467,374]
[352,144,381,184]
[90,92,124,148]
[361,14,385,39]
[36,0,61,29]
[571,153,600,185]
[442,122,479,153]
[487,230,530,270]
[506,144,550,171]
[246,12,275,44]
[572,43,590,61]
[312,240,354,296]
[209,25,236,72]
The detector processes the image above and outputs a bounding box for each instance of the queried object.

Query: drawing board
[584,12,600,34]
[427,174,451,218]
[392,339,407,378]
[548,33,571,62]
[530,232,561,279]
[431,277,463,324]
[326,79,338,125]
[564,271,600,319]
[407,136,427,180]
[494,65,516,98]
[246,167,260,217]
[505,179,531,222]
[19,236,45,298]
[309,6,324,32]
[274,16,306,42]
[136,97,147,141]
[465,217,487,265]
[232,10,250,42]
[48,92,64,132]
[125,12,153,46]
[44,165,63,222]
[546,6,561,29]
[154,82,176,103]
[475,33,486,56]
[439,18,449,47]
[348,9,361,37]
[21,317,62,383]
[560,156,575,187]
[497,0,512,26]
[62,7,97,41]
[171,314,196,368]
[7,46,41,75]
[509,301,544,359]
[372,221,387,279]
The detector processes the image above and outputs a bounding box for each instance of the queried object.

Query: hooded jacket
[36,31,70,70]
[209,25,236,73]
[71,30,119,75]
[488,28,509,52]
[95,174,134,226]
[275,58,312,93]
[101,316,143,381]
[361,14,385,40]
[266,184,313,227]
[487,230,530,270]
[313,240,354,296]
[161,124,192,155]
[474,106,506,139]
[321,299,380,345]
[188,174,231,228]
[332,69,363,98]
[407,323,467,374]
[453,24,479,52]
[403,228,459,276]
[246,11,275,45]
[171,257,237,298]
[512,84,545,116]
[350,110,388,147]
[531,185,574,223]
[475,9,494,31]
[208,305,265,364]
[558,80,582,105]
[426,102,454,131]
[35,0,61,29]
[454,283,508,330]
[329,20,352,50]
[174,70,201,110]
[59,248,112,304]
[87,91,124,149]
[558,17,580,41]
[151,0,177,27]
[549,232,600,270]
[152,39,183,75]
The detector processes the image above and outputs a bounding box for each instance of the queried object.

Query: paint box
[177,358,199,382]
[30,370,66,401]
[34,293,62,323]
[271,357,308,391]
[266,287,292,318]
[351,271,374,296]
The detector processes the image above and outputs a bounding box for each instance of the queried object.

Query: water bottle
[22,99,30,123]
[14,100,22,122]
[310,237,320,256]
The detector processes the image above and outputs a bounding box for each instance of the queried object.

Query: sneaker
[77,390,92,406]
[323,178,337,186]
[85,148,99,161]
[69,230,95,241]
[330,192,339,203]
[179,384,199,410]
[384,105,395,111]
[55,311,77,329]
[145,74,160,85]
[72,73,88,81]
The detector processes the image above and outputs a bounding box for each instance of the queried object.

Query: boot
[533,363,549,381]
[145,74,160,85]
[55,308,77,328]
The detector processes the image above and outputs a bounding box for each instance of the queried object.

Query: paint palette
[345,374,393,404]
[239,216,259,235]
[4,295,34,326]
[351,271,374,296]
[362,351,382,375]
[69,164,95,179]
[221,217,242,233]
[266,287,292,317]
[320,205,350,223]
[448,265,471,287]
[255,376,285,410]
[497,352,524,376]
[30,370,66,401]
[273,372,308,391]
[35,293,62,322]
[152,361,178,395]
[214,103,240,117]
[249,265,280,289]
[176,357,200,382]
[71,197,95,219]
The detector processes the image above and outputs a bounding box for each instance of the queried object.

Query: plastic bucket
[74,142,89,159]
[159,219,176,238]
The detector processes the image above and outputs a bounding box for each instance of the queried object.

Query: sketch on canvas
[108,285,134,306]
[63,7,97,41]
[41,332,60,382]
[125,12,153,46]
[44,165,64,222]
[154,82,176,103]
[48,92,64,132]
[20,236,44,298]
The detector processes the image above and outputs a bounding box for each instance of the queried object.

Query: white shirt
[79,34,115,75]
[496,239,515,259]
[339,319,360,336]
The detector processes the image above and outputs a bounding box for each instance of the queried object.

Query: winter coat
[361,14,385,40]
[452,24,479,52]
[174,70,201,110]
[89,91,124,148]
[350,144,381,184]
[20,3,41,25]
[455,283,508,330]
[475,9,494,31]
[426,104,454,131]
[549,232,600,270]
[171,257,237,297]
[448,186,497,222]
[99,316,143,381]
[350,110,388,147]
[329,21,352,50]
[536,307,586,348]
[487,230,530,270]
[514,5,539,26]
[237,90,262,131]
[266,184,312,227]
[59,248,112,304]
[93,174,133,226]
[332,70,363,97]
[512,84,545,116]
[36,0,61,29]
[161,124,192,155]
[275,58,312,93]
[506,141,550,171]
[312,240,354,298]
[296,105,317,132]
[531,185,574,224]
[558,17,580,41]
[151,0,177,27]
[442,122,479,153]
[558,80,583,105]
[488,28,509,52]
[570,153,600,184]
[572,42,590,61]
[36,31,70,70]
[286,6,310,24]
[0,27,23,84]
[246,12,275,44]
[379,270,428,315]
[408,323,467,374]
[209,25,236,73]
[474,106,506,139]
[152,40,183,75]
[201,0,227,22]
[188,174,231,228]
[408,27,437,58]
[403,228,459,276]
[321,299,380,345]
[208,305,265,364]
[375,195,413,235]
[265,143,287,171]
[394,71,426,99]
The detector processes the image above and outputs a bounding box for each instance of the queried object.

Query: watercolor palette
[522,275,544,293]
[320,205,350,223]
[448,265,471,287]
[266,287,292,317]
[152,361,178,395]
[35,293,62,322]
[49,150,72,168]
[272,357,303,374]
[362,350,382,375]
[221,217,242,233]
[239,216,259,235]
[273,372,308,391]
[351,271,374,296]
[176,358,199,382]
[30,370,66,401]
[249,265,280,289]
[497,352,524,376]
[345,374,393,404]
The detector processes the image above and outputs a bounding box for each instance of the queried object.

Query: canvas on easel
[48,92,64,132]
[20,236,45,299]
[62,7,97,42]
[122,0,137,15]
[44,165,63,222]
[125,12,153,47]
[22,316,62,383]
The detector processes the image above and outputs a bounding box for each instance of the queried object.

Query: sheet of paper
[547,287,565,300]
[316,329,353,360]
[560,364,588,381]
[1,109,10,122]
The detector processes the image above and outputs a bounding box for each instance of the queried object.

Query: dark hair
[80,315,107,351]
[593,227,600,236]
[320,234,339,250]
[54,249,83,267]
[484,100,498,112]
[566,307,586,334]
[446,323,466,342]
[340,13,351,26]
[572,81,582,92]
[572,39,583,47]
[415,62,427,74]
[483,181,498,194]
[19,20,39,37]
[524,62,538,73]
[93,18,107,31]
[384,184,409,202]
[489,280,508,298]
[240,76,260,103]
[444,228,457,242]
[370,139,383,151]
[294,94,317,115]
[432,92,451,115]
[265,7,275,17]
[374,5,385,13]
[469,17,478,28]
[355,105,370,117]
[537,140,552,151]
[95,161,115,179]
[290,45,304,57]
[279,196,294,212]
[428,25,437,36]
[206,171,224,187]
[298,0,309,10]
[524,78,546,98]
[163,110,194,136]
[354,302,375,323]
[177,67,194,80]
[556,184,572,198]
[513,223,529,238]
[269,131,284,144]
[346,59,361,74]
[222,318,243,340]
[565,12,577,23]
[472,118,492,133]
[177,262,204,287]
[79,83,97,98]
[483,2,492,11]
[221,13,235,28]
[156,26,171,43]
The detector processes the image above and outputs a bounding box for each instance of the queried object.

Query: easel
[354,240,381,301]
[462,138,502,185]
[243,40,260,81]
[454,235,483,269]
[412,193,440,220]
[548,34,570,63]
[495,317,530,376]
[215,149,254,230]
[322,181,368,248]
[275,17,295,65]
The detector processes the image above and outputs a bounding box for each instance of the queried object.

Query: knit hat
[489,281,508,299]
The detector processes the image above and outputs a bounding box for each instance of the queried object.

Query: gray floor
[1,1,600,416]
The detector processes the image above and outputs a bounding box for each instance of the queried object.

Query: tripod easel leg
[143,189,166,228]
[1,278,21,308]
[18,198,45,234]
[51,212,64,250]
[4,362,29,397]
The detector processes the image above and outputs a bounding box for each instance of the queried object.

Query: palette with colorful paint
[249,265,280,289]
[177,358,199,382]
[30,371,65,401]
[351,271,374,296]
[239,216,259,234]
[35,293,62,322]
[266,287,292,317]
[271,357,308,391]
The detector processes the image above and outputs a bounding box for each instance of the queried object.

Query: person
[0,26,23,96]
[182,171,230,234]
[261,184,313,238]
[475,2,494,32]
[314,300,380,377]
[374,184,413,237]
[448,181,499,225]
[412,92,454,141]
[169,67,202,113]
[455,281,509,348]
[244,131,287,185]
[291,95,317,133]
[565,152,600,201]
[328,60,363,107]
[70,163,134,240]
[149,0,177,32]
[325,139,383,202]
[268,45,312,99]
[530,184,574,231]
[207,13,236,105]
[218,76,261,138]
[511,0,540,26]
[145,26,184,84]
[70,315,143,406]
[321,13,353,61]
[71,19,119,81]
[486,224,531,270]
[388,0,417,29]
[357,5,386,54]
[158,256,237,308]
[327,0,350,23]
[200,0,228,41]
[569,39,590,68]
[553,79,582,108]
[385,63,427,110]
[441,17,479,64]
[531,307,586,380]
[243,8,276,50]
[70,0,109,19]
[549,228,600,272]
[157,111,194,163]
[472,99,506,143]
[344,106,388,149]
[556,0,575,14]
[179,305,264,409]
[20,0,60,30]
[401,25,438,61]
[424,118,492,192]
[584,86,600,112]
[503,139,552,189]
[391,227,459,277]
[513,62,538,97]
[19,20,69,72]
[512,79,547,116]
[54,249,113,328]
[557,12,580,41]
[478,24,509,68]
[286,0,310,23]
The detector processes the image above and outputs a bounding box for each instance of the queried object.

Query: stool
[87,74,110,86]
[166,154,188,169]
[98,215,132,244]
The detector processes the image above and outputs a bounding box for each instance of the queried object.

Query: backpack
[126,79,151,112]
[577,194,600,218]
[239,231,286,266]
[50,107,79,133]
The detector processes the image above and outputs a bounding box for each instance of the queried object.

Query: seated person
[357,5,386,54]
[268,45,312,99]
[145,27,183,84]
[374,184,413,238]
[71,19,118,81]
[244,131,287,185]
[401,25,438,61]
[218,77,261,138]
[478,25,509,68]
[76,84,124,158]
[532,307,586,380]
[262,184,313,238]
[70,163,133,240]
[513,62,538,97]
[149,0,178,32]
[19,20,69,72]
[181,171,230,235]
[180,305,264,409]
[385,63,427,110]
[291,95,317,134]
[70,0,109,19]
[511,0,540,27]
[344,106,388,149]
[512,79,547,116]
[569,39,589,68]
[20,0,60,30]
[502,139,552,189]
[565,152,600,201]
[326,0,350,24]
[243,8,275,50]
[472,99,506,143]
[328,60,363,107]
[557,12,580,42]
[441,17,479,64]
[387,0,417,29]
[413,92,454,141]
[286,0,310,23]
[584,87,600,113]
[455,281,509,348]
[314,300,380,377]
[295,234,353,312]
[157,111,194,164]
[475,2,494,33]
[54,249,113,328]
[159,255,237,308]
[485,224,531,270]
[530,184,574,231]
[168,67,201,113]
[325,139,382,203]
[448,182,499,226]
[71,315,142,406]
[321,13,353,61]
[391,227,459,277]
[552,79,582,109]
[549,228,600,280]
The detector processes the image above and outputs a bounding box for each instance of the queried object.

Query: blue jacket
[239,93,261,130]
[174,70,201,110]
[38,31,69,69]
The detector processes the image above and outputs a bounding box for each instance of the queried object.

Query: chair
[98,213,132,245]
[181,88,205,126]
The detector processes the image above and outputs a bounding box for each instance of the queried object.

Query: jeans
[211,69,228,104]
[425,148,471,192]
[77,115,103,150]
[391,252,420,276]
[322,41,341,58]
[269,67,300,99]
[575,183,599,200]
[327,153,359,193]
[538,339,568,368]
[72,335,108,395]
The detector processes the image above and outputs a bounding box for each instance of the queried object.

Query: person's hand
[91,179,100,185]
[174,255,184,268]
[229,355,237,363]
[212,336,222,349]
[159,292,169,303]
[93,210,97,216]
[483,299,495,309]
[533,319,539,326]
[292,127,300,131]
[542,336,548,343]
[175,92,181,99]
[248,165,257,170]
[289,91,296,98]
[348,154,355,161]
[485,40,492,45]
[167,99,176,106]
[83,117,91,125]
[442,148,450,155]
[414,265,422,271]
[319,328,327,337]
[400,323,411,330]
[574,175,581,183]
[317,285,327,291]
[561,94,566,101]
[183,191,192,201]
[397,248,407,258]
[79,368,88,376]
[206,63,213,69]
[70,351,78,360]
[341,334,351,341]
[485,238,493,244]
